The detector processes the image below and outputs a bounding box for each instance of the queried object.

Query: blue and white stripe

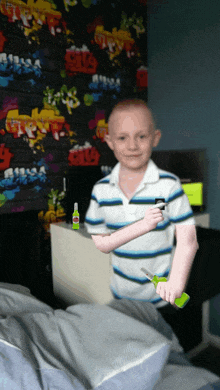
[85,159,195,308]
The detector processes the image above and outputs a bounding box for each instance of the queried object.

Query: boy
[85,99,199,310]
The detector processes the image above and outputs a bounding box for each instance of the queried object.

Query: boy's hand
[143,207,164,231]
[156,281,183,306]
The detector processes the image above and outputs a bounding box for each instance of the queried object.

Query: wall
[147,0,220,336]
[0,0,148,225]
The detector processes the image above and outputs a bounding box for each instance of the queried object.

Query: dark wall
[147,0,220,336]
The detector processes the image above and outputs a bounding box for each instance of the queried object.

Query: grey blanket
[0,283,219,390]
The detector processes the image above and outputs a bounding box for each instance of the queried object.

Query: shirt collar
[109,159,160,185]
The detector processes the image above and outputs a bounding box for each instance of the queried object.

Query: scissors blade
[141,267,154,281]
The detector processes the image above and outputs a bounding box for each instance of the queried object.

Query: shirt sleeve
[168,179,196,226]
[84,185,109,235]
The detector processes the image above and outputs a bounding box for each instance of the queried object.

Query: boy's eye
[118,135,146,140]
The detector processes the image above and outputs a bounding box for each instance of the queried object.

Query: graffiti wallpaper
[0,0,148,223]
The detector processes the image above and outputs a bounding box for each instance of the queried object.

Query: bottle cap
[74,202,78,211]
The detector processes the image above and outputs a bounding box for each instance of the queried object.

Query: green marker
[72,202,79,229]
[141,267,190,309]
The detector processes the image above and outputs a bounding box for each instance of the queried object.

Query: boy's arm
[92,219,151,254]
[156,225,199,305]
[169,225,199,290]
[91,204,166,253]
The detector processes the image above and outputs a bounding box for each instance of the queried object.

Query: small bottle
[72,202,79,229]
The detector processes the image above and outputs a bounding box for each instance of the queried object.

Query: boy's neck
[119,162,149,178]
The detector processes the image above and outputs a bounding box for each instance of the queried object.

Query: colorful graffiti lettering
[5,108,69,141]
[0,52,41,87]
[62,87,80,114]
[94,25,135,60]
[68,143,100,166]
[43,85,80,115]
[89,74,121,93]
[87,74,120,102]
[65,45,98,75]
[3,166,47,187]
[0,144,14,171]
[0,0,67,42]
[0,165,48,201]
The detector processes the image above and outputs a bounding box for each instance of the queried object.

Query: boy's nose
[128,138,138,149]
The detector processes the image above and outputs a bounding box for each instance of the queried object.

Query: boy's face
[105,107,161,172]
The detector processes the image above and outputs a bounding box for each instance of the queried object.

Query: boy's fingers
[150,202,167,210]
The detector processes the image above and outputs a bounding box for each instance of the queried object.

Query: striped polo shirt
[85,159,196,308]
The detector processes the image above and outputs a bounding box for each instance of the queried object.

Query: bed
[0,283,219,390]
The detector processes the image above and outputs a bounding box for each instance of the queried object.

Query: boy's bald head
[107,99,156,137]
[105,98,162,173]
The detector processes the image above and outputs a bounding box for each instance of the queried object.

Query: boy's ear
[104,133,114,150]
[153,129,162,147]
